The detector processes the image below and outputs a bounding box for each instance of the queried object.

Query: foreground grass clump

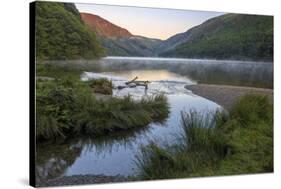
[136,94,273,179]
[74,94,169,136]
[36,78,169,141]
[85,79,113,95]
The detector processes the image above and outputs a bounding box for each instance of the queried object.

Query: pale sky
[75,3,225,40]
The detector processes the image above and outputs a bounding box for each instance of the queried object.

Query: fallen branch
[125,76,138,85]
[118,76,150,90]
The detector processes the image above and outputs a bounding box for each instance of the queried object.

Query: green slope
[160,14,273,61]
[101,36,162,57]
[35,2,105,60]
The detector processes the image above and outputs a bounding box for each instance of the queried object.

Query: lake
[36,57,273,183]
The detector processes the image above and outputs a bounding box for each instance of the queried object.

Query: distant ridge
[80,12,162,57]
[160,13,273,61]
[80,12,133,38]
[80,11,273,61]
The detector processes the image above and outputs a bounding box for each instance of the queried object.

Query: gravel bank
[38,174,128,187]
[185,84,273,110]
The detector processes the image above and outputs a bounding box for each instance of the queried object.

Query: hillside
[35,3,273,60]
[35,2,104,60]
[159,14,273,61]
[80,13,133,38]
[80,12,162,57]
[155,31,191,53]
[101,36,162,56]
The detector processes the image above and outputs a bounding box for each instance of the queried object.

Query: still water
[36,69,221,183]
[36,57,273,183]
[99,57,273,88]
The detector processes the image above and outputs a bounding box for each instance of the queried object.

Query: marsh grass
[72,94,169,136]
[36,61,102,80]
[36,63,81,80]
[36,76,169,141]
[136,94,273,179]
[84,78,113,95]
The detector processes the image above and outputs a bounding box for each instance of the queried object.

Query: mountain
[155,31,191,53]
[159,14,273,61]
[80,12,162,57]
[33,2,273,61]
[79,12,273,60]
[100,36,162,56]
[80,13,133,38]
[35,2,104,60]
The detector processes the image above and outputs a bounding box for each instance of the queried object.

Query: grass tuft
[84,78,113,95]
[136,94,273,179]
[36,75,169,141]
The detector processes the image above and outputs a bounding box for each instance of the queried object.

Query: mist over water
[36,57,273,183]
[82,69,196,98]
[41,57,273,88]
[98,57,273,88]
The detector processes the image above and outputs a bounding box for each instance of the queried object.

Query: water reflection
[36,141,83,185]
[41,57,273,88]
[99,57,273,88]
[36,126,151,184]
[82,70,196,99]
[36,94,221,182]
[36,57,270,183]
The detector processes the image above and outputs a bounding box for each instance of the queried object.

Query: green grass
[36,63,81,79]
[136,94,273,179]
[36,62,102,80]
[84,78,113,95]
[72,94,169,137]
[36,65,169,141]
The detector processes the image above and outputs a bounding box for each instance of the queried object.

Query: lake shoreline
[38,174,128,187]
[185,84,273,110]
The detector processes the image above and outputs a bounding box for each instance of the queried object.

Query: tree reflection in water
[36,126,151,185]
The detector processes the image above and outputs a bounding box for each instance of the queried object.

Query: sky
[75,3,225,40]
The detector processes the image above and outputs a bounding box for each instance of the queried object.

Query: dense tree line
[160,14,273,61]
[35,2,105,60]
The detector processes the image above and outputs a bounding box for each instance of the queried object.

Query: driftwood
[125,76,138,85]
[118,76,150,90]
